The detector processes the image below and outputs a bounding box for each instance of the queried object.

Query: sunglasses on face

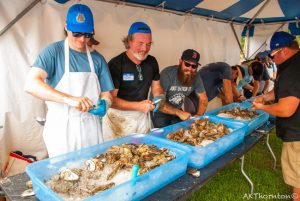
[183,61,198,69]
[268,48,283,59]
[72,32,93,39]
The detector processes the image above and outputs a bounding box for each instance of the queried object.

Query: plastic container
[26,134,190,201]
[149,115,246,168]
[205,102,269,135]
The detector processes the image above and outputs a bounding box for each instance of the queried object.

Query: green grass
[188,129,292,201]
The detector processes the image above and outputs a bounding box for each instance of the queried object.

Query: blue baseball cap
[66,4,94,33]
[270,31,295,51]
[128,22,151,35]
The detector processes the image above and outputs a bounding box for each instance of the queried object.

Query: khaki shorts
[281,141,300,188]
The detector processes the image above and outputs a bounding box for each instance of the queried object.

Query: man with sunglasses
[252,31,300,200]
[24,4,114,157]
[103,22,191,138]
[198,62,233,111]
[151,49,208,128]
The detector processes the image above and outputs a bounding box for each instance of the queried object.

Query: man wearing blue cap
[103,22,190,140]
[253,31,300,198]
[25,4,114,157]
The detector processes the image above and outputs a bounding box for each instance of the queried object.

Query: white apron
[43,39,102,158]
[102,108,149,142]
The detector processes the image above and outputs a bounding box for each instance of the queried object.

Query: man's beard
[131,50,148,61]
[178,67,197,86]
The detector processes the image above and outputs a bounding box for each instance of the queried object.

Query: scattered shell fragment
[85,159,96,171]
[26,180,33,189]
[59,168,79,181]
[188,168,201,177]
[87,182,115,195]
[21,189,35,197]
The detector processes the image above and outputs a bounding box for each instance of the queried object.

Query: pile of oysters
[167,119,230,146]
[46,143,175,200]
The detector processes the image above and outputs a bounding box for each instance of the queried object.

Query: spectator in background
[198,62,233,111]
[152,49,207,128]
[252,31,300,200]
[235,60,270,98]
[256,51,276,93]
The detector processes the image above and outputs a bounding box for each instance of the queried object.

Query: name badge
[123,73,134,81]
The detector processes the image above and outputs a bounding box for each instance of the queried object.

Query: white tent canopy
[0,0,289,171]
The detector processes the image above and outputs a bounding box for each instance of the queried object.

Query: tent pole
[248,0,271,25]
[249,42,267,59]
[230,23,246,60]
[0,0,41,37]
[248,23,286,58]
[246,26,251,60]
[245,0,271,59]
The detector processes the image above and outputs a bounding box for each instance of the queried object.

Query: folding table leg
[266,134,277,169]
[240,155,254,194]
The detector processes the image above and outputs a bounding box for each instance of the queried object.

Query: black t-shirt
[108,52,160,101]
[275,51,300,142]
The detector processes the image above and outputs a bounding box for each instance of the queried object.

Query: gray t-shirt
[160,65,205,108]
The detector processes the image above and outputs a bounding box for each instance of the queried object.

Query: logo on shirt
[123,73,134,81]
[169,93,185,106]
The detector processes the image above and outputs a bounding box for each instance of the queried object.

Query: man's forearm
[159,101,182,116]
[262,81,269,93]
[25,76,71,103]
[252,82,259,97]
[197,99,207,115]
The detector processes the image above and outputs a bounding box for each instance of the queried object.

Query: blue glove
[88,99,106,117]
[152,96,164,112]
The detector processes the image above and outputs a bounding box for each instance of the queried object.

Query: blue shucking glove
[152,95,165,112]
[88,99,106,117]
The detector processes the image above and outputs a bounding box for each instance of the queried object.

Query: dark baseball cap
[90,35,99,45]
[181,49,200,64]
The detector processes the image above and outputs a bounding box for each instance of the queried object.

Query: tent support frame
[0,0,41,37]
[230,23,246,60]
[248,23,286,59]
